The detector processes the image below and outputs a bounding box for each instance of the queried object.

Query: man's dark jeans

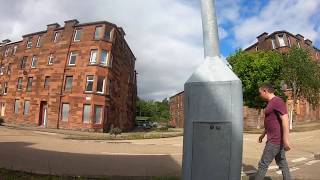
[255,142,291,180]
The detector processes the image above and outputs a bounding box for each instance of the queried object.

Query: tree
[136,98,170,122]
[228,50,285,128]
[282,46,320,127]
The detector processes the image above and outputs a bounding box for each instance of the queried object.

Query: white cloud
[233,0,320,48]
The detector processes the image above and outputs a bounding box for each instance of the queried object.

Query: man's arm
[258,129,266,143]
[280,114,291,151]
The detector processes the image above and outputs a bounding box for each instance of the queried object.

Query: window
[85,75,94,92]
[17,78,23,91]
[3,82,8,95]
[44,76,50,89]
[13,45,18,55]
[20,57,27,69]
[73,29,81,42]
[278,34,286,47]
[93,105,103,124]
[36,36,42,47]
[4,47,10,57]
[0,67,3,75]
[94,26,103,40]
[31,56,38,68]
[316,52,319,60]
[7,64,11,75]
[26,37,32,48]
[287,36,291,47]
[297,42,301,48]
[89,49,98,64]
[48,54,54,65]
[65,76,73,91]
[100,50,109,66]
[83,104,91,123]
[26,77,33,92]
[53,32,60,43]
[61,103,70,122]
[271,38,276,49]
[14,100,20,114]
[104,29,113,41]
[68,52,77,65]
[23,101,30,116]
[255,46,259,51]
[97,77,105,93]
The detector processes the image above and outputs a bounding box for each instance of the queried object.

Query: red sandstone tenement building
[0,19,137,132]
[169,91,184,128]
[169,31,320,128]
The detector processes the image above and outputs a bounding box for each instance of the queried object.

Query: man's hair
[259,83,275,93]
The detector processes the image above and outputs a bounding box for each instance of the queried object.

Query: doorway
[39,101,48,126]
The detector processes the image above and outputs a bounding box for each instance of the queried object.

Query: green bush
[109,127,122,138]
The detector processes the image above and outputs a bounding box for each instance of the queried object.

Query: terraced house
[0,19,137,132]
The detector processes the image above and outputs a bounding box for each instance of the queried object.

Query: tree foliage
[136,98,170,122]
[282,46,320,109]
[228,50,285,109]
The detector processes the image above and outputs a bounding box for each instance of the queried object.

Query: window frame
[85,75,94,92]
[61,103,70,122]
[44,76,50,89]
[23,100,30,116]
[89,49,98,65]
[13,45,18,55]
[48,54,54,65]
[271,38,276,49]
[26,77,33,92]
[26,37,32,49]
[94,26,103,40]
[65,76,73,91]
[73,29,81,42]
[68,52,77,66]
[82,104,91,124]
[53,32,60,43]
[100,50,109,66]
[31,56,38,68]
[17,77,23,91]
[93,105,103,124]
[36,35,42,47]
[14,99,20,115]
[278,34,286,47]
[97,76,105,94]
[3,82,8,95]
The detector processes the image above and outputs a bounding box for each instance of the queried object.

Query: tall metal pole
[200,0,220,58]
[182,0,243,179]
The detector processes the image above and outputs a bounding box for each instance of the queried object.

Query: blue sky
[0,0,319,100]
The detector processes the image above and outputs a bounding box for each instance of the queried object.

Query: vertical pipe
[200,0,220,58]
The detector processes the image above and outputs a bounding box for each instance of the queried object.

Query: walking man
[255,83,291,180]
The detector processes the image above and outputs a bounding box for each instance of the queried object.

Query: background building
[0,19,137,132]
[169,31,320,129]
[169,92,184,128]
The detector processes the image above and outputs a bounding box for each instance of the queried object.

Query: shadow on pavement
[0,142,181,177]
